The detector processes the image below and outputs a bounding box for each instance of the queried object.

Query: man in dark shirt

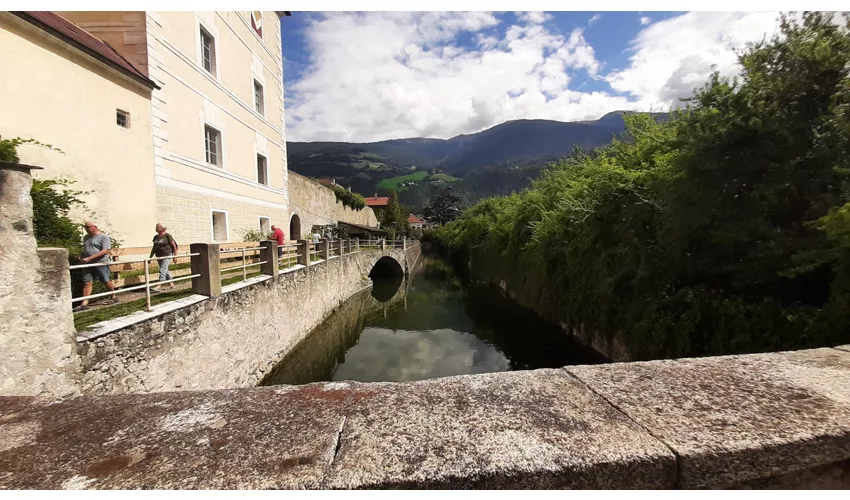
[74,221,117,311]
[150,223,178,292]
[271,224,285,257]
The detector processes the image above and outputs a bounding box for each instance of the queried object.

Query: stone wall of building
[0,12,157,248]
[76,248,417,394]
[155,185,289,244]
[0,165,81,397]
[287,171,379,237]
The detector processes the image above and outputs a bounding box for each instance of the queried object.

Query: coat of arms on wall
[251,11,263,38]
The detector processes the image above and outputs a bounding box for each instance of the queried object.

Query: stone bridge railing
[1,346,848,489]
[179,238,418,301]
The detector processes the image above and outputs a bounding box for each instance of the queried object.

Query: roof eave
[12,11,159,91]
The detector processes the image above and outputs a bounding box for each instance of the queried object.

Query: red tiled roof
[13,11,157,89]
[364,196,389,206]
[408,215,424,224]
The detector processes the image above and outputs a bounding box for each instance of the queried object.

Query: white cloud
[286,11,792,143]
[589,14,601,26]
[607,12,784,109]
[516,11,552,25]
[287,12,620,142]
[640,16,652,25]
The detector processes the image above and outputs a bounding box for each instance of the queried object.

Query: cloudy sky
[280,11,786,143]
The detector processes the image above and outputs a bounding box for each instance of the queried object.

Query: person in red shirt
[271,224,285,257]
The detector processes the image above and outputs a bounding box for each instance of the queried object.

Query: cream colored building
[0,12,158,247]
[61,11,291,244]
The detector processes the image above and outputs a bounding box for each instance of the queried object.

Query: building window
[211,210,228,242]
[204,125,222,166]
[200,27,216,76]
[116,109,130,128]
[256,154,268,185]
[254,80,264,116]
[259,216,270,233]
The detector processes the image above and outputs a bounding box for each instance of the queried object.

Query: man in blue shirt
[74,221,118,311]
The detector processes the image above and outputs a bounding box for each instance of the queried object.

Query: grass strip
[74,289,194,331]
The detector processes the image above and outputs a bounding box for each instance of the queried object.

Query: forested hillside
[286,112,661,210]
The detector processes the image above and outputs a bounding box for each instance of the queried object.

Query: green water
[260,255,605,385]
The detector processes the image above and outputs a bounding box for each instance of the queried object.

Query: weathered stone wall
[76,248,417,395]
[155,185,289,244]
[288,171,378,237]
[0,165,80,398]
[465,251,631,361]
[2,345,849,489]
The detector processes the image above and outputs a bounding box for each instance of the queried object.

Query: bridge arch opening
[289,213,302,240]
[369,256,403,279]
[368,256,404,302]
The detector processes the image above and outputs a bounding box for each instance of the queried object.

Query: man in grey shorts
[74,221,117,311]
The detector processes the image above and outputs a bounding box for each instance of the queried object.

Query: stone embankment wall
[1,345,849,489]
[76,247,419,395]
[259,280,411,386]
[288,171,379,235]
[466,252,633,361]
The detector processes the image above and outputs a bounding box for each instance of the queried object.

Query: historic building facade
[59,11,292,244]
[0,11,158,247]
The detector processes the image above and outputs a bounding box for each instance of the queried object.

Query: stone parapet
[1,345,849,489]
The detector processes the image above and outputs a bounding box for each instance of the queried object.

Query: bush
[434,13,850,360]
[241,228,268,242]
[332,185,366,210]
[0,137,63,163]
[31,178,86,247]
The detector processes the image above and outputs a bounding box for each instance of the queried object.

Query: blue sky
[279,11,784,142]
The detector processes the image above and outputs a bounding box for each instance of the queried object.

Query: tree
[397,203,412,237]
[31,178,86,248]
[381,190,404,239]
[424,188,464,225]
[433,12,850,359]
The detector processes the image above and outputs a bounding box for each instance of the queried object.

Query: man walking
[150,223,178,292]
[271,224,285,258]
[74,221,117,311]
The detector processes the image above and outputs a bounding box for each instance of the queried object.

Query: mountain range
[286,111,664,210]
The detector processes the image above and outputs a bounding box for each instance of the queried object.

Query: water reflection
[370,272,403,303]
[260,255,605,386]
[331,327,511,383]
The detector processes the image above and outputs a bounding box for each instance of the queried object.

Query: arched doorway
[289,213,302,240]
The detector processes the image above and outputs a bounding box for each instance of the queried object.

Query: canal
[260,254,606,386]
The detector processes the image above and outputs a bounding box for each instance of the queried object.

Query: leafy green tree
[398,203,412,237]
[424,188,464,225]
[433,12,850,359]
[31,178,87,248]
[381,189,403,238]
